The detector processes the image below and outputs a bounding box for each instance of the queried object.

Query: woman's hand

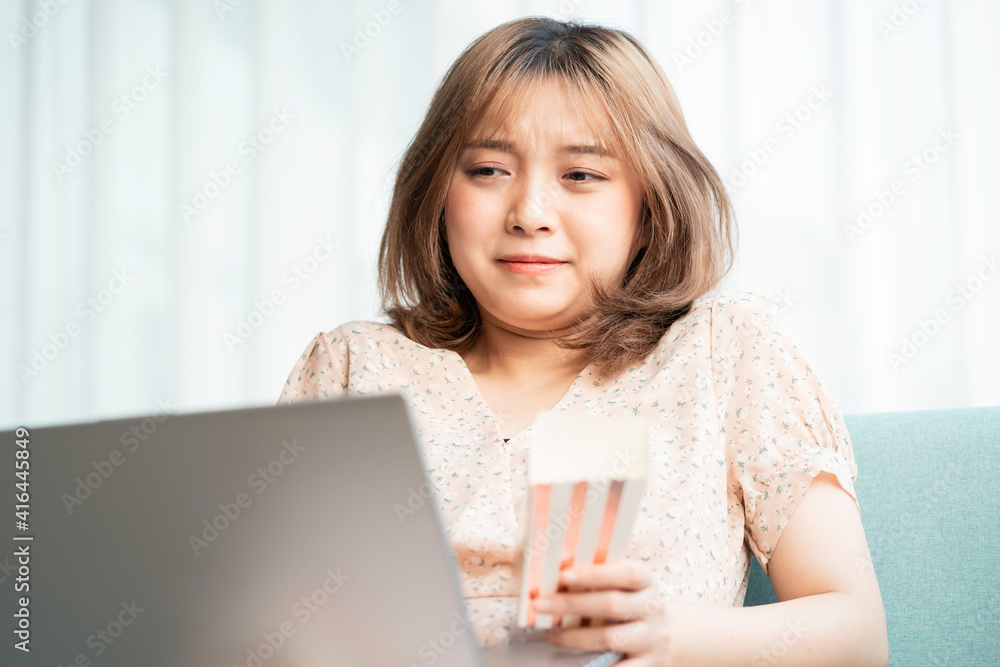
[533,558,673,665]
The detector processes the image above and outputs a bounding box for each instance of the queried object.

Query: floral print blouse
[276,291,860,647]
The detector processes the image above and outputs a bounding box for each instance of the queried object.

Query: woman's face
[444,78,645,334]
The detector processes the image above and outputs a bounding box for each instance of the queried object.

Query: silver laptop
[0,394,622,666]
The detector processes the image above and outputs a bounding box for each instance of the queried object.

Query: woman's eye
[468,166,503,177]
[466,167,603,181]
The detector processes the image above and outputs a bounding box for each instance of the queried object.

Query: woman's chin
[481,307,587,335]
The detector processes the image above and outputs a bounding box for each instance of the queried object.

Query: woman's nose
[507,175,559,235]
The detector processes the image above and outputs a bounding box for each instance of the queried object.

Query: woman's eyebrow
[563,144,614,158]
[461,138,615,158]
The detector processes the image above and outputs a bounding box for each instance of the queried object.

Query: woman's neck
[459,316,590,384]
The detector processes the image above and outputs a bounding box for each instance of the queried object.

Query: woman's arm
[665,471,889,666]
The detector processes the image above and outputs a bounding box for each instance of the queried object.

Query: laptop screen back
[0,395,483,666]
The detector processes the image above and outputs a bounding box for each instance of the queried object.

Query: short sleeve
[277,329,350,405]
[711,292,859,576]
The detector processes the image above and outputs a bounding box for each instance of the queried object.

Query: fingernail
[534,598,552,612]
[562,570,578,584]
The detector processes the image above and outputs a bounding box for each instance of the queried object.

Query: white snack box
[515,412,650,629]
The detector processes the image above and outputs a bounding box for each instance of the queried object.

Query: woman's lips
[497,255,566,275]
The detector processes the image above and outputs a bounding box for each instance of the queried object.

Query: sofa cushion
[742,406,1000,665]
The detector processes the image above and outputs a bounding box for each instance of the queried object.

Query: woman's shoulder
[278,319,422,405]
[321,319,407,344]
[315,319,451,363]
[284,320,410,374]
[663,290,782,338]
[695,290,781,317]
[636,290,789,372]
[707,290,796,343]
[707,290,783,315]
[617,291,780,378]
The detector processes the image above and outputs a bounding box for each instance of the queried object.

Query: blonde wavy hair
[377,16,737,379]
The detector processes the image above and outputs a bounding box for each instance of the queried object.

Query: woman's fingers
[544,618,664,657]
[558,558,654,591]
[535,558,672,660]
[538,586,666,622]
[535,587,653,621]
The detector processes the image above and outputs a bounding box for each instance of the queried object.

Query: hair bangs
[461,69,627,168]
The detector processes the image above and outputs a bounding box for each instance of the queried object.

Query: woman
[279,16,888,665]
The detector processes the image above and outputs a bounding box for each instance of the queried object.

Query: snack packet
[515,412,649,629]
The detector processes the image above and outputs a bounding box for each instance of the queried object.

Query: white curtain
[2,0,998,429]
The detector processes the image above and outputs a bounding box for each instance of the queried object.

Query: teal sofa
[743,406,1000,666]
